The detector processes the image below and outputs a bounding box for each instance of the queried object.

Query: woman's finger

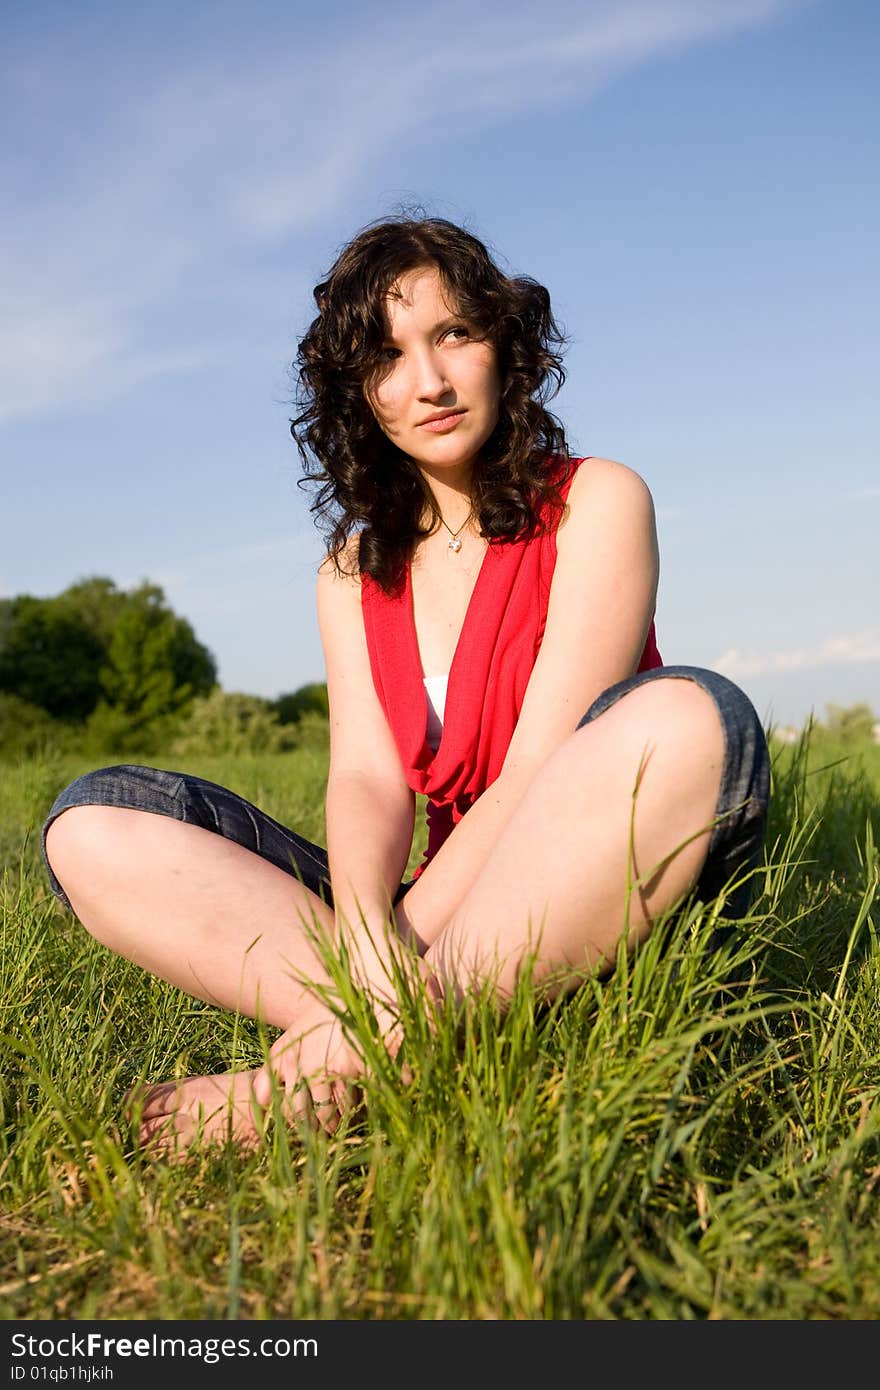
[308,1078,342,1134]
[252,1064,272,1109]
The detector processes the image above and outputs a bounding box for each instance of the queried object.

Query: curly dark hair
[290,214,571,592]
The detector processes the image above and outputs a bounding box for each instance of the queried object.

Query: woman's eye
[380,346,402,362]
[445,326,470,342]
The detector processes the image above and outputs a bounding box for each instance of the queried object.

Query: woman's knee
[579,675,725,775]
[42,764,175,908]
[44,804,132,902]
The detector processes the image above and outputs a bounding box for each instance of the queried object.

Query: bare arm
[252,553,423,1122]
[394,458,660,950]
[317,553,416,952]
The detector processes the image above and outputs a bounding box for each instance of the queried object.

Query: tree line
[0,576,328,759]
[3,576,875,763]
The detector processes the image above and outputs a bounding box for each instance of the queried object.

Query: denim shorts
[42,665,769,921]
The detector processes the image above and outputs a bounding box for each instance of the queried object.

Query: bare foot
[129,1068,266,1158]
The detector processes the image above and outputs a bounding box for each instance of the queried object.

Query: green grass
[1,726,878,1320]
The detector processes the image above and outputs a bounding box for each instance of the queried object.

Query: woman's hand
[251,919,443,1134]
[252,997,365,1133]
[251,985,406,1134]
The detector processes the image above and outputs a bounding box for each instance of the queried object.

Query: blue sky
[2,0,878,729]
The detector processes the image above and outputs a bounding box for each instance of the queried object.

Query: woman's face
[366,265,501,482]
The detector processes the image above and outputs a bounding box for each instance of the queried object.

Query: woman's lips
[418,411,465,432]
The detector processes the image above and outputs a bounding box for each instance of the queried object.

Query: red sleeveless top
[361,457,662,873]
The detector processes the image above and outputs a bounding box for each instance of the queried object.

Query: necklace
[438,510,473,553]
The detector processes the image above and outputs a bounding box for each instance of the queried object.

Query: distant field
[1,726,878,1319]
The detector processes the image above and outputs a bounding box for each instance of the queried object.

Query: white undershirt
[423,673,449,752]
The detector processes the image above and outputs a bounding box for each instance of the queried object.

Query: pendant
[448,537,462,552]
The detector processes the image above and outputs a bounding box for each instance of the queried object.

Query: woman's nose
[413,349,451,399]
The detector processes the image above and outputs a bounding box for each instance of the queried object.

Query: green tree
[54,575,127,648]
[274,682,329,724]
[0,594,105,720]
[2,576,218,753]
[1,575,218,731]
[99,583,217,723]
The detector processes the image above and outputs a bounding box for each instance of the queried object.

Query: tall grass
[0,725,878,1320]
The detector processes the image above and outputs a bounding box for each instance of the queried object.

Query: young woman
[42,216,770,1151]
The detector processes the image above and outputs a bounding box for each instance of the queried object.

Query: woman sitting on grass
[42,214,770,1152]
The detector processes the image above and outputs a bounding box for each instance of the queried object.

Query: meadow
[1,720,879,1321]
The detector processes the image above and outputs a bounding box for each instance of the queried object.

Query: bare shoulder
[568,455,654,506]
[317,535,361,588]
[555,456,658,582]
[316,535,363,624]
[560,456,655,535]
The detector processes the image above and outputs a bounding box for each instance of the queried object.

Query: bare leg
[427,679,726,999]
[45,809,337,1150]
[46,680,726,1147]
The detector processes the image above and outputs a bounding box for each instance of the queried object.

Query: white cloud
[843,485,880,502]
[0,0,815,422]
[0,306,229,424]
[715,628,880,677]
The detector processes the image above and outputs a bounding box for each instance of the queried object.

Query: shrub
[0,693,76,761]
[170,690,298,758]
